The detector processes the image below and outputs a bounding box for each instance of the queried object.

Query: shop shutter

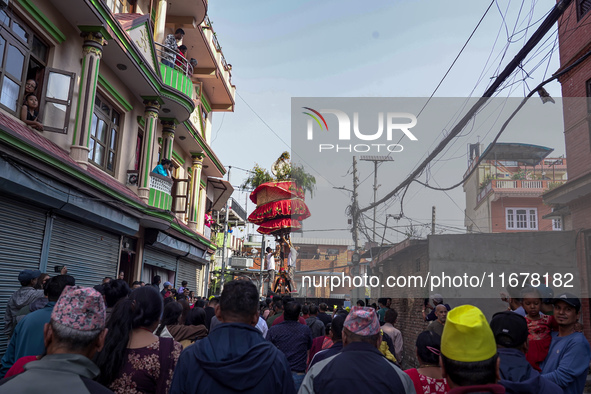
[48,217,120,288]
[177,258,203,295]
[0,198,46,354]
[143,247,178,272]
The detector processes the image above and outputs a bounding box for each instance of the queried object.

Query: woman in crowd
[94,286,182,393]
[404,330,450,394]
[156,301,207,348]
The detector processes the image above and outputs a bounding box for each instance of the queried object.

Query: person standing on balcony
[153,159,172,177]
[265,247,276,292]
[162,28,184,68]
[175,45,188,73]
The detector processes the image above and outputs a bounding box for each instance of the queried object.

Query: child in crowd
[20,93,43,131]
[522,287,557,371]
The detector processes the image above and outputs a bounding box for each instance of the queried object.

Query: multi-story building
[543,0,591,337]
[464,142,567,233]
[0,0,235,351]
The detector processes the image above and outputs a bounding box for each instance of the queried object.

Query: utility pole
[220,166,231,291]
[431,206,436,235]
[352,156,359,252]
[360,156,394,243]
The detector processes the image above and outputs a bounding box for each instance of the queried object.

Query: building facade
[464,142,567,233]
[543,0,591,338]
[0,0,235,352]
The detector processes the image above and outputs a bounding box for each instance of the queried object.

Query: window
[553,218,562,231]
[40,68,75,133]
[88,96,120,173]
[577,0,591,20]
[0,10,49,114]
[506,208,538,230]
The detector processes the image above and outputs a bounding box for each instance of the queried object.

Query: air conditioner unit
[229,257,253,268]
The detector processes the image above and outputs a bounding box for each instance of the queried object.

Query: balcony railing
[154,42,193,76]
[148,172,174,210]
[477,179,567,204]
[230,197,247,222]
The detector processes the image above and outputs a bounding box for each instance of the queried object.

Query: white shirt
[287,247,297,267]
[266,253,275,271]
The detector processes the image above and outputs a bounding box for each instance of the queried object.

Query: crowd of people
[0,267,590,393]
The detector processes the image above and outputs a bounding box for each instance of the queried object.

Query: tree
[241,152,316,197]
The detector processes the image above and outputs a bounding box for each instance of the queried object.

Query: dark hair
[331,314,346,340]
[163,297,174,306]
[309,304,319,315]
[131,281,141,287]
[175,28,185,35]
[208,297,220,306]
[156,301,183,336]
[36,273,50,290]
[220,280,259,322]
[186,307,207,326]
[93,284,105,295]
[46,275,75,302]
[325,322,331,336]
[356,300,365,307]
[441,354,498,387]
[181,281,188,286]
[319,303,328,312]
[385,309,398,324]
[95,286,163,386]
[284,302,301,321]
[266,247,272,253]
[152,275,161,285]
[179,45,187,51]
[178,299,191,325]
[378,298,387,306]
[416,330,441,365]
[344,328,379,345]
[196,299,207,308]
[302,305,310,315]
[104,279,130,308]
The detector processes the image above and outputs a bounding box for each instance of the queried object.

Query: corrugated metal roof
[291,237,354,246]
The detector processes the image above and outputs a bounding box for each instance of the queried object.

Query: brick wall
[490,197,555,232]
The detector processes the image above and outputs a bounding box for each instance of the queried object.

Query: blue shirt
[541,331,591,394]
[266,320,312,372]
[152,164,168,177]
[0,301,55,378]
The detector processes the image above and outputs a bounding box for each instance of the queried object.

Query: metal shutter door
[177,258,203,295]
[48,217,120,288]
[0,198,46,354]
[143,247,178,272]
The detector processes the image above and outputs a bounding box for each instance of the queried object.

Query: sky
[206,0,567,243]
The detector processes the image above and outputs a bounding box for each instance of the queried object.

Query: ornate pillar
[161,120,176,160]
[188,153,204,231]
[138,100,161,202]
[153,0,168,45]
[70,32,108,169]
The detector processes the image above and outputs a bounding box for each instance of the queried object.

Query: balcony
[478,179,567,204]
[155,43,194,98]
[148,172,174,210]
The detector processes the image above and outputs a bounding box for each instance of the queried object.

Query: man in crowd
[3,269,45,338]
[440,305,505,393]
[271,297,307,327]
[489,310,561,393]
[308,314,346,370]
[376,298,388,324]
[266,296,284,327]
[541,293,591,394]
[382,309,403,362]
[300,306,413,393]
[423,293,451,322]
[305,305,326,339]
[162,28,184,68]
[160,281,172,297]
[267,302,312,391]
[0,275,74,378]
[151,275,161,289]
[170,280,295,394]
[427,304,447,337]
[0,286,111,393]
[317,303,331,327]
[204,297,217,331]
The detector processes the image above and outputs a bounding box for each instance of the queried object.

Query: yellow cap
[441,305,496,362]
[209,295,215,301]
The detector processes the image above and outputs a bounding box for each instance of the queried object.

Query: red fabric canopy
[256,218,302,235]
[249,181,305,205]
[248,198,311,224]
